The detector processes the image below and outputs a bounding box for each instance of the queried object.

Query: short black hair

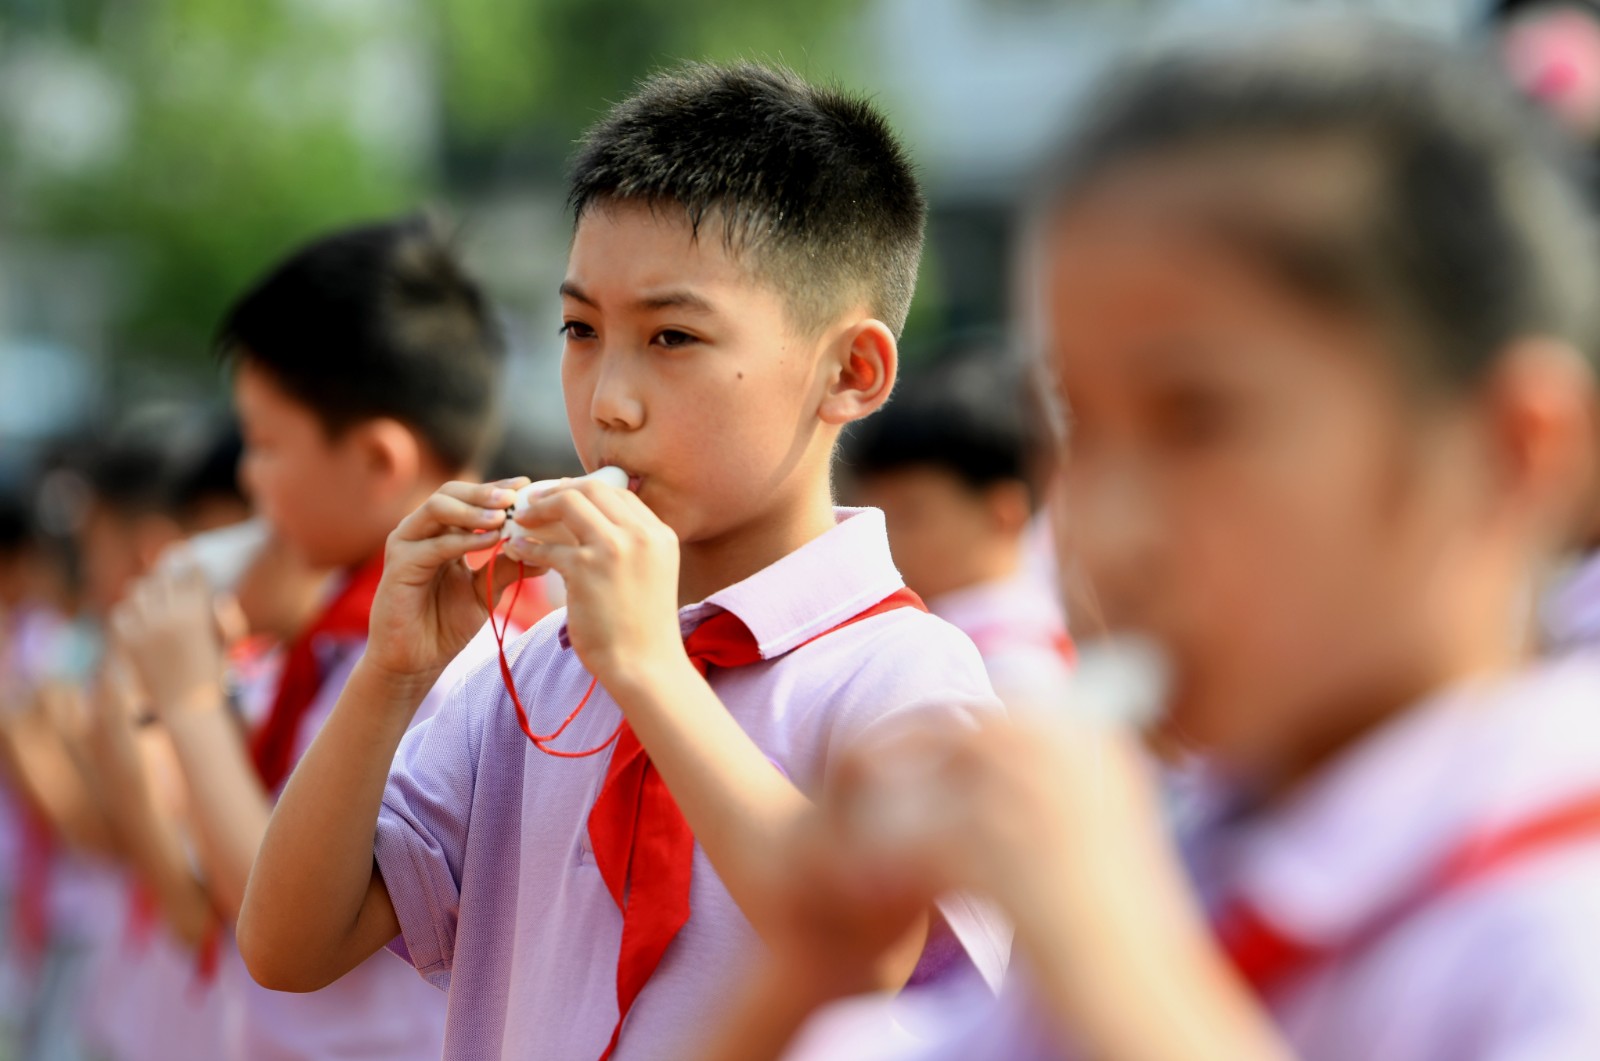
[1041,23,1600,390]
[568,61,927,336]
[0,493,33,555]
[81,407,197,519]
[218,216,506,470]
[847,345,1046,505]
[171,418,245,517]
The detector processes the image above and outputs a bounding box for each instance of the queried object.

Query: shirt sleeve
[373,656,499,989]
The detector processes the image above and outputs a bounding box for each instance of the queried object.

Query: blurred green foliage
[0,0,861,366]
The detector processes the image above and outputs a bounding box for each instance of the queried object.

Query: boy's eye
[559,321,597,341]
[652,329,697,349]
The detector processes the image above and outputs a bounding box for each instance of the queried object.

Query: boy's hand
[110,564,227,719]
[366,478,531,684]
[508,478,683,688]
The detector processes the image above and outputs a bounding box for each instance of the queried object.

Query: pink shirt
[86,921,226,1061]
[791,650,1600,1059]
[375,508,1010,1061]
[926,575,1072,705]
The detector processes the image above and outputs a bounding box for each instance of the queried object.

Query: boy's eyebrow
[559,281,716,315]
[634,290,715,314]
[559,281,598,307]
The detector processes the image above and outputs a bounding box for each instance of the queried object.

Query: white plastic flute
[500,466,630,541]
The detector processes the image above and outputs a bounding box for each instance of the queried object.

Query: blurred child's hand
[509,478,683,688]
[761,805,937,1003]
[830,711,1159,917]
[367,478,530,683]
[110,564,227,718]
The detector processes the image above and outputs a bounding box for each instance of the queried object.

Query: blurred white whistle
[501,466,630,540]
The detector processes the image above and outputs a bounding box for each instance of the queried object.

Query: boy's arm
[111,568,280,923]
[512,480,929,984]
[237,478,528,992]
[0,684,119,856]
[82,657,214,946]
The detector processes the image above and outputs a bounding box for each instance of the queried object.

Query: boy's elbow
[236,903,337,993]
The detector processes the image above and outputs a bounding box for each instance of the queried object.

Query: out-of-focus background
[0,0,1481,489]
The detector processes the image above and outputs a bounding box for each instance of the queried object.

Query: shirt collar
[694,507,905,660]
[558,508,906,661]
[1198,655,1600,947]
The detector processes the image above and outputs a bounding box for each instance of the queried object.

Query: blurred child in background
[1491,1,1600,655]
[847,348,1073,702]
[101,215,507,1061]
[704,23,1600,1060]
[0,413,207,1061]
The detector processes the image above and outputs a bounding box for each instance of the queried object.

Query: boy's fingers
[398,529,504,569]
[437,479,527,509]
[521,488,614,547]
[504,537,580,573]
[396,495,507,544]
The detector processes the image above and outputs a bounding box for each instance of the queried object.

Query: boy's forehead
[566,200,759,298]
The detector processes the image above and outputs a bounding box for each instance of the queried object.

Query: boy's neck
[675,488,840,607]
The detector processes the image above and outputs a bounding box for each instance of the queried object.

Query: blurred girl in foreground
[706,24,1600,1060]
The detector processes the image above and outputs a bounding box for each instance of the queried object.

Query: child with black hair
[700,23,1600,1061]
[848,349,1072,703]
[104,215,506,1060]
[0,414,201,1061]
[240,62,1009,1061]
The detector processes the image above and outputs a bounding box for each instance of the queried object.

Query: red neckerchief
[586,587,928,1060]
[15,806,52,967]
[1215,790,1600,996]
[248,554,384,793]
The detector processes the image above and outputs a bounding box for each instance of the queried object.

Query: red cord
[486,536,622,758]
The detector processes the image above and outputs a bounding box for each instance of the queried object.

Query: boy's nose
[590,358,644,431]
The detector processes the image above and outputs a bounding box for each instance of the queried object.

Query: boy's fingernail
[481,508,506,521]
[487,489,515,508]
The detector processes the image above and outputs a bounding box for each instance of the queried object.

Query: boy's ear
[818,319,898,426]
[1484,338,1598,547]
[354,418,424,499]
[984,480,1034,537]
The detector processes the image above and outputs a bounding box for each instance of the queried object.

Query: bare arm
[237,478,528,991]
[111,568,276,924]
[83,660,214,946]
[237,659,424,990]
[159,708,270,923]
[0,686,118,856]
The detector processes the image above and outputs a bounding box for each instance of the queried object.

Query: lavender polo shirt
[374,508,1010,1061]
